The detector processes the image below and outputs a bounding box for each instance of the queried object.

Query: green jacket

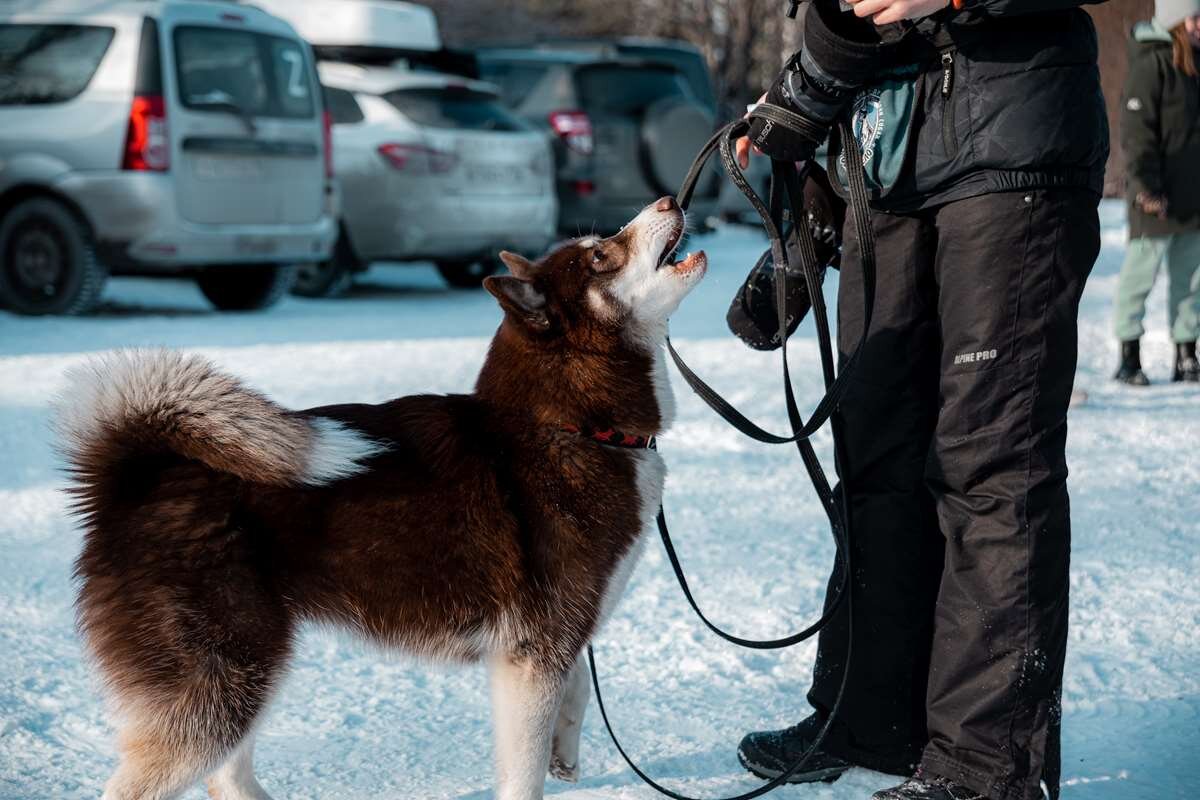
[1122,21,1200,237]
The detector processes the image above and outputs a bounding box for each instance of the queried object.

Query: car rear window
[575,65,692,117]
[174,26,315,120]
[476,61,549,108]
[0,24,114,105]
[323,85,364,125]
[618,47,716,111]
[384,87,526,132]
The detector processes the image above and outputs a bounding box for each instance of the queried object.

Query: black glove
[727,166,846,351]
[748,0,904,164]
[747,55,845,163]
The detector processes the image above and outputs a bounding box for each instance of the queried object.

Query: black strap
[658,154,851,649]
[587,113,875,800]
[669,118,875,447]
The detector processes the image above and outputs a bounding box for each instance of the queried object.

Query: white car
[0,0,337,314]
[297,63,557,295]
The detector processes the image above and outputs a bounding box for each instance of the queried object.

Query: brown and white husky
[61,197,706,800]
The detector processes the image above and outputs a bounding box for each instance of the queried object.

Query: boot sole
[736,749,850,784]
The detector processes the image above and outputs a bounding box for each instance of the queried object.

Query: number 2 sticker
[280,48,307,98]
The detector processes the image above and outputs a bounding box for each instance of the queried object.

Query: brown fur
[66,200,704,799]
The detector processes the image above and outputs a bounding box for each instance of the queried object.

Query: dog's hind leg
[489,653,567,800]
[548,652,589,783]
[100,661,282,800]
[206,734,274,800]
[100,723,213,800]
[100,695,245,800]
[83,521,294,800]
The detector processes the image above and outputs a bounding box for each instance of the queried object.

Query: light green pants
[1113,232,1200,342]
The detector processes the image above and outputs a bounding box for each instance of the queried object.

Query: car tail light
[122,94,169,172]
[322,110,335,180]
[548,110,594,156]
[377,143,457,174]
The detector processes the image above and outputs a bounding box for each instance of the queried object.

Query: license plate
[234,236,278,256]
[192,157,266,181]
[466,164,528,184]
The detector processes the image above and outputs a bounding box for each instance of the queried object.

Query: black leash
[586,113,878,799]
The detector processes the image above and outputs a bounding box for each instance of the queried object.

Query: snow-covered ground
[0,201,1196,799]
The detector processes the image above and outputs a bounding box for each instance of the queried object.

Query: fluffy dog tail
[57,349,381,495]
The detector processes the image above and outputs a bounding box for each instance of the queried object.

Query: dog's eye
[590,246,619,273]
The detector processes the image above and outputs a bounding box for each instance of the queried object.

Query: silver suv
[298,63,555,295]
[0,0,337,314]
[476,48,723,236]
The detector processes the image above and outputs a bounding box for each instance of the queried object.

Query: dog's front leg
[549,651,589,782]
[489,653,566,800]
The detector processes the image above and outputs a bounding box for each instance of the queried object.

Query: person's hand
[736,92,769,170]
[845,0,950,24]
[1136,191,1169,219]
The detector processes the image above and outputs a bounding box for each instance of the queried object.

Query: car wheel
[0,197,107,315]
[196,264,296,311]
[293,228,358,299]
[436,258,499,289]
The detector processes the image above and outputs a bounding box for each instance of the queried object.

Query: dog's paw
[549,755,580,783]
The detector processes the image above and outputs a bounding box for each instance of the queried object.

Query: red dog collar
[561,424,656,450]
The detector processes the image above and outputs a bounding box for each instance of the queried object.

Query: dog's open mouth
[662,221,691,266]
[655,225,684,269]
[672,250,706,275]
[655,224,706,276]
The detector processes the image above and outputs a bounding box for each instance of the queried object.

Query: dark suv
[476,44,722,235]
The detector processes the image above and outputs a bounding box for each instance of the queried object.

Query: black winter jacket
[834,0,1111,211]
[1121,22,1200,238]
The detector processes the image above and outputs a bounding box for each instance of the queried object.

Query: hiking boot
[873,770,989,800]
[1173,341,1199,382]
[736,714,851,784]
[1114,339,1150,386]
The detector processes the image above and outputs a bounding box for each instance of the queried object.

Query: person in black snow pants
[730,2,1108,800]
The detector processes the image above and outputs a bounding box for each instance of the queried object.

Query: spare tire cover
[641,98,719,197]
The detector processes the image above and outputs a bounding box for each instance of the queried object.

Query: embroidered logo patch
[837,89,883,173]
[851,89,884,164]
[1126,97,1143,112]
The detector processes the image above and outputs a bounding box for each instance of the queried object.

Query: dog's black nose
[656,196,679,213]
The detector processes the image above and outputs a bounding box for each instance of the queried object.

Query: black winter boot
[1113,339,1150,386]
[1173,341,1199,382]
[736,713,851,783]
[872,770,989,800]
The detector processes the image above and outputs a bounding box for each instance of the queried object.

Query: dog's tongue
[673,250,707,274]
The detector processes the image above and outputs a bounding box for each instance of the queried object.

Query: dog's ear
[498,251,537,281]
[484,276,550,332]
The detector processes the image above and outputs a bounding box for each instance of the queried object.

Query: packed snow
[0,201,1196,799]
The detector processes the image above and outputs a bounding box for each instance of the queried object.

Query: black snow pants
[807,189,1100,800]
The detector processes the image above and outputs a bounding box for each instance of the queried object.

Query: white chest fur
[592,340,672,631]
[596,449,665,629]
[651,344,676,431]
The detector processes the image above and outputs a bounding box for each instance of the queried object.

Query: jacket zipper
[941,49,959,158]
